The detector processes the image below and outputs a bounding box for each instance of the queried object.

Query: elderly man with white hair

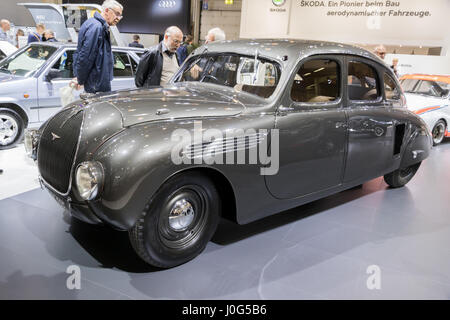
[73,0,123,93]
[0,19,14,45]
[135,26,184,87]
[205,27,226,44]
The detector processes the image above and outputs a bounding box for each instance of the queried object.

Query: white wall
[385,54,450,76]
[240,0,450,56]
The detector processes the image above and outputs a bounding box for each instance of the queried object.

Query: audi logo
[159,0,177,8]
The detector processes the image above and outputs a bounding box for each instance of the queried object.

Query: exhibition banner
[240,0,450,49]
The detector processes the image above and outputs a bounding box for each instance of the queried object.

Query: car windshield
[400,78,419,93]
[401,78,450,98]
[175,53,282,99]
[0,45,57,77]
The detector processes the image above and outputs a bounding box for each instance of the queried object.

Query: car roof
[26,42,145,52]
[197,39,383,64]
[400,74,450,84]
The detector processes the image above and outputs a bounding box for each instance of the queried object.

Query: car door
[111,51,137,91]
[343,56,403,183]
[265,56,347,199]
[37,48,79,122]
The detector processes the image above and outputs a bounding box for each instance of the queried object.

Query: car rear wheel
[431,120,446,146]
[0,108,24,150]
[129,172,221,268]
[383,162,421,188]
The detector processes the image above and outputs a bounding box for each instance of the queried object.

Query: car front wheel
[383,162,422,188]
[431,120,446,146]
[0,108,24,150]
[129,172,221,268]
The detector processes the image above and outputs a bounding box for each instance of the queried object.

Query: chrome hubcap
[433,123,445,144]
[168,199,195,231]
[0,115,18,146]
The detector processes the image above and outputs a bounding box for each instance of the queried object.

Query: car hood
[0,72,19,83]
[404,93,448,113]
[85,82,260,127]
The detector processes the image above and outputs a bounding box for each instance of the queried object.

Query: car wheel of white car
[129,172,221,268]
[0,108,24,150]
[432,120,446,146]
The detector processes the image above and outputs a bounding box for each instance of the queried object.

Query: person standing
[205,27,226,44]
[0,19,14,45]
[176,34,194,64]
[27,23,45,44]
[15,29,24,48]
[135,26,183,88]
[129,34,144,48]
[373,45,387,60]
[391,58,400,77]
[72,0,123,94]
[43,30,57,42]
[189,27,226,79]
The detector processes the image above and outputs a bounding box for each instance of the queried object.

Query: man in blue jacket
[27,23,45,44]
[73,0,123,93]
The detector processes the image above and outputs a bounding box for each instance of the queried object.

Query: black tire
[431,120,446,146]
[0,108,24,150]
[129,172,221,268]
[384,162,422,188]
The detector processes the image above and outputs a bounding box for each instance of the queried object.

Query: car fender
[400,118,432,168]
[89,118,237,230]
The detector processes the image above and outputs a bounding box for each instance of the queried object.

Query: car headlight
[24,129,39,160]
[75,161,104,201]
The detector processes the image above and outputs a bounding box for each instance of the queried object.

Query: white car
[400,74,450,145]
[0,41,17,61]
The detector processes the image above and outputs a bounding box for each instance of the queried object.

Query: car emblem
[159,0,177,8]
[51,132,61,141]
[272,0,286,6]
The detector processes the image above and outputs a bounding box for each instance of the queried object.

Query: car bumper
[41,177,103,225]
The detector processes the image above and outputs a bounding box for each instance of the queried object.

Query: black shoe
[0,169,3,174]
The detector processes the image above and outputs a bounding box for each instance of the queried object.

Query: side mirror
[441,89,449,98]
[45,68,61,82]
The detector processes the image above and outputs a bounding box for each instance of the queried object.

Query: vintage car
[0,40,17,61]
[26,39,432,268]
[0,42,144,149]
[400,74,450,145]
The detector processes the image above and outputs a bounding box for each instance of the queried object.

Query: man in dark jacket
[135,26,183,88]
[73,0,123,93]
[129,34,144,48]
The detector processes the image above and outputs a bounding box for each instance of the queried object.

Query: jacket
[128,41,144,48]
[27,32,41,44]
[135,42,181,88]
[73,12,113,93]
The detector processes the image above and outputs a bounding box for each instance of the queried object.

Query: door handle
[335,122,348,129]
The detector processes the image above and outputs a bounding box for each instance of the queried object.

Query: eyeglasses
[109,8,123,19]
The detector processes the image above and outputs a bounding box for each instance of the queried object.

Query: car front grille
[37,108,84,194]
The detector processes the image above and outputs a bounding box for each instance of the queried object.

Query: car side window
[347,61,379,101]
[50,50,75,79]
[290,59,340,103]
[384,73,400,100]
[113,52,133,77]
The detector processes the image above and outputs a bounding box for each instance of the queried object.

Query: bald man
[135,26,183,87]
[0,19,14,44]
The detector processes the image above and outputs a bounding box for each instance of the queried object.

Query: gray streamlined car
[27,39,432,268]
